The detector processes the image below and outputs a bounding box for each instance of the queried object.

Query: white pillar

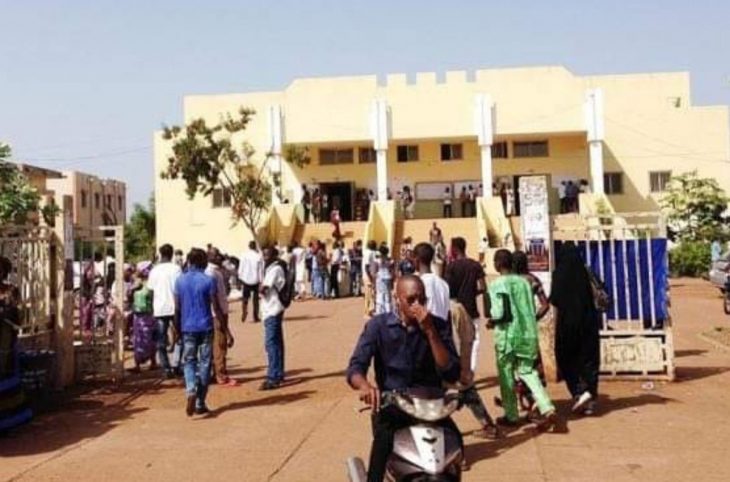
[585,88,605,194]
[474,94,495,197]
[370,99,390,201]
[268,105,284,204]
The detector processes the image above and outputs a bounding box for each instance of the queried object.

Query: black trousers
[557,331,600,398]
[241,283,260,321]
[368,406,461,482]
[330,264,340,298]
[443,204,452,218]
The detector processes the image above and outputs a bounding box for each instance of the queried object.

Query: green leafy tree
[125,195,156,263]
[660,171,730,243]
[160,108,309,243]
[0,143,42,225]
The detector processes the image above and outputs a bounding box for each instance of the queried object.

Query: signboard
[519,176,551,292]
[600,336,666,373]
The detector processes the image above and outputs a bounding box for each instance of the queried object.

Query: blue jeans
[264,313,285,383]
[312,268,325,297]
[157,316,182,370]
[375,278,393,314]
[182,330,213,408]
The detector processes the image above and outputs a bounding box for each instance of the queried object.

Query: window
[604,172,624,195]
[513,140,549,158]
[319,148,354,165]
[650,171,672,193]
[212,188,232,208]
[118,195,123,210]
[94,193,100,208]
[397,145,419,163]
[359,147,377,164]
[491,142,508,159]
[81,190,88,208]
[440,143,463,161]
[106,194,112,208]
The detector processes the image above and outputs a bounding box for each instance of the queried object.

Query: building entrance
[320,182,354,221]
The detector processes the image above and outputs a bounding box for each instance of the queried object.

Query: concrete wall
[48,172,126,231]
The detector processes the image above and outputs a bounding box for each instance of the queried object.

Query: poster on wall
[519,175,552,294]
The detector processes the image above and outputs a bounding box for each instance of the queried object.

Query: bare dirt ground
[2,278,730,481]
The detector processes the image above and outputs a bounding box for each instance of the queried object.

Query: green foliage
[125,195,156,263]
[669,241,711,277]
[0,143,42,225]
[160,108,309,242]
[660,171,730,243]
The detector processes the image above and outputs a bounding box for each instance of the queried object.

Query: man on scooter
[346,275,461,482]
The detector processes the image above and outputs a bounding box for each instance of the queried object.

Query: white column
[474,94,495,197]
[370,99,390,201]
[268,105,284,204]
[585,88,605,194]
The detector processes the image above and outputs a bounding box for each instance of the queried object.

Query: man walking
[260,246,287,390]
[414,243,499,440]
[444,237,489,375]
[363,240,378,317]
[148,244,182,378]
[238,241,264,323]
[205,248,236,387]
[174,248,225,416]
[488,249,557,431]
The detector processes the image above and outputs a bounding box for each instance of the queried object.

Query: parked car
[709,254,730,292]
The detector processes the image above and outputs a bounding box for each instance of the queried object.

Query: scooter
[346,388,464,482]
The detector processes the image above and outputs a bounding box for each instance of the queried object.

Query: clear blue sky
[2,0,729,209]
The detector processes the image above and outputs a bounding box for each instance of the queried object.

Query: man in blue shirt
[174,248,225,416]
[347,275,461,482]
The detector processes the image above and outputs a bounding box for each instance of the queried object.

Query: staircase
[297,221,367,246]
[395,218,481,260]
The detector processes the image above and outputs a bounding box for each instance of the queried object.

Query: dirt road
[2,278,730,481]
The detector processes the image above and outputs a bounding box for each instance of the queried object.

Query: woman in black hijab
[550,243,600,415]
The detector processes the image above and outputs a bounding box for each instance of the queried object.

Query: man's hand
[485,318,495,329]
[411,301,433,333]
[358,383,381,413]
[226,330,235,348]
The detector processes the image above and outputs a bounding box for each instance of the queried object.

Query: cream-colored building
[46,171,127,231]
[154,65,730,255]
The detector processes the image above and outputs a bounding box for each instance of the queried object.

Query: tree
[124,194,156,263]
[660,171,730,243]
[160,108,309,243]
[0,143,42,225]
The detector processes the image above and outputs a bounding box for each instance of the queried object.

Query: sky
[1,0,729,211]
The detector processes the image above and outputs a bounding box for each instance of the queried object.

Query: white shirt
[362,248,375,276]
[478,239,488,255]
[262,263,286,318]
[147,261,182,317]
[558,184,566,199]
[205,263,229,315]
[420,272,450,321]
[331,247,344,264]
[443,192,452,205]
[238,249,264,285]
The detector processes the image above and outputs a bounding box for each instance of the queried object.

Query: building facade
[46,171,127,231]
[154,65,730,254]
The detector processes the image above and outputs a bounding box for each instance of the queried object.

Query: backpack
[586,267,611,312]
[275,259,296,309]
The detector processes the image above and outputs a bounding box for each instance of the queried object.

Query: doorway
[320,182,354,221]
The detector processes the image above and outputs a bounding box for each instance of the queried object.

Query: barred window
[604,172,624,195]
[650,171,672,193]
[513,140,549,158]
[440,143,463,161]
[397,145,419,163]
[212,188,232,208]
[319,148,354,165]
[491,142,508,159]
[359,147,377,164]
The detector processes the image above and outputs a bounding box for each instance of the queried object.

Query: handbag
[586,267,611,312]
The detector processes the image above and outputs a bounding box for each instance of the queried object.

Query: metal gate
[72,225,125,381]
[553,212,674,380]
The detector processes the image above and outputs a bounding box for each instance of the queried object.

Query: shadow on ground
[0,377,165,457]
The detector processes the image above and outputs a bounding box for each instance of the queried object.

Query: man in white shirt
[206,248,236,386]
[414,242,500,441]
[442,187,453,218]
[259,246,287,390]
[147,244,182,378]
[238,240,264,323]
[362,240,378,317]
[478,237,489,267]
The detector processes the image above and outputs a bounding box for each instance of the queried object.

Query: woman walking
[130,267,158,372]
[374,245,394,314]
[550,243,600,415]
